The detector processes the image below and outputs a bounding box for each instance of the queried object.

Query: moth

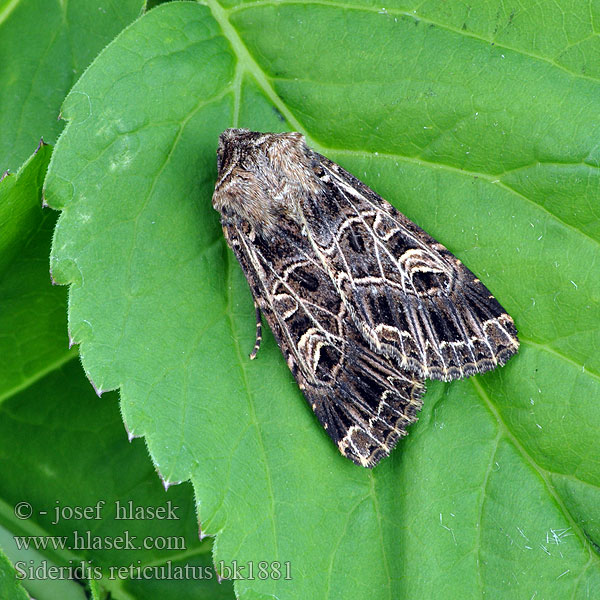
[212,129,519,468]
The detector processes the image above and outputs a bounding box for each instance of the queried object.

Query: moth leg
[249,301,262,360]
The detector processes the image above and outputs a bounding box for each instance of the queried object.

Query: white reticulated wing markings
[212,129,519,468]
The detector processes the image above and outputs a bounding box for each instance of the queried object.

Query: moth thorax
[213,171,302,235]
[213,130,322,234]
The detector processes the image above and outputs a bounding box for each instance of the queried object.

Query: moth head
[212,129,321,235]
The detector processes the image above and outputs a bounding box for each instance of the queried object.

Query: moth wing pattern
[221,218,425,468]
[301,153,520,382]
[305,337,425,468]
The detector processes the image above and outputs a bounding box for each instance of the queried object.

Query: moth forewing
[212,128,519,468]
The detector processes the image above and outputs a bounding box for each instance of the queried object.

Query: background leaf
[0,144,71,403]
[43,1,600,599]
[0,547,29,600]
[0,0,145,173]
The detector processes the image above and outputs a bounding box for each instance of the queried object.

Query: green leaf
[0,547,28,600]
[0,143,73,403]
[0,363,234,599]
[44,1,600,598]
[0,145,232,597]
[0,0,145,173]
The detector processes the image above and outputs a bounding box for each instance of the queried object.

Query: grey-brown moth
[212,129,519,468]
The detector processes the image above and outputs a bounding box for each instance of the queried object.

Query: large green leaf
[44,1,600,598]
[0,0,145,173]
